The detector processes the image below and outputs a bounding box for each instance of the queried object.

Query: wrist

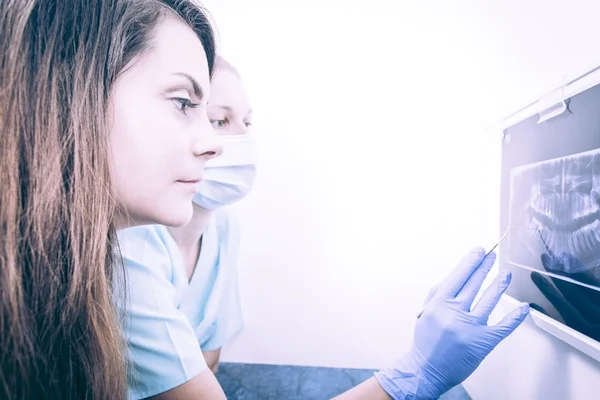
[374,352,441,400]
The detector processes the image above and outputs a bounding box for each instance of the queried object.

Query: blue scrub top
[116,209,244,399]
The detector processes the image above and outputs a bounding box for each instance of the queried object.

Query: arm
[198,210,243,372]
[332,378,392,400]
[154,354,389,400]
[202,349,222,374]
[342,248,529,400]
[146,369,226,400]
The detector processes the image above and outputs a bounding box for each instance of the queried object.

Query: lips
[177,179,202,194]
[178,177,202,184]
[179,180,201,184]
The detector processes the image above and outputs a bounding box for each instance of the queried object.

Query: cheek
[109,101,179,202]
[108,105,197,226]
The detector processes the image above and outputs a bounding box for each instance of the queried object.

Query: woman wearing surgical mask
[165,56,255,371]
[172,56,256,372]
[117,56,256,398]
[117,55,530,400]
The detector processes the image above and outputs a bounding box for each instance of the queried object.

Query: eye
[172,97,199,114]
[211,119,228,129]
[245,121,253,128]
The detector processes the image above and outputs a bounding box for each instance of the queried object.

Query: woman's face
[190,67,256,211]
[207,69,253,136]
[109,15,222,228]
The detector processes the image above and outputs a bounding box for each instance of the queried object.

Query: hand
[413,282,440,319]
[530,252,600,342]
[375,248,529,400]
[422,282,440,307]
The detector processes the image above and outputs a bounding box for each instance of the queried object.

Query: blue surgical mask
[193,133,257,210]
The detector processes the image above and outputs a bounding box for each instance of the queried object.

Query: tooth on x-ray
[507,148,600,282]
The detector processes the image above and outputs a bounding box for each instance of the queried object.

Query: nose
[192,122,223,161]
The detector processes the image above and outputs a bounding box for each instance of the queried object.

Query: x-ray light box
[496,64,600,364]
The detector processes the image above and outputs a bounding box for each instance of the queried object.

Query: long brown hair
[0,1,215,398]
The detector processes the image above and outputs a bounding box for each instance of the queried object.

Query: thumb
[487,303,530,343]
[423,282,439,306]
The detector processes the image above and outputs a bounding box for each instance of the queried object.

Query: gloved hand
[530,252,600,342]
[375,247,530,400]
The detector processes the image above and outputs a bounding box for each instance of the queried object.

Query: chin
[164,212,193,228]
[154,204,194,228]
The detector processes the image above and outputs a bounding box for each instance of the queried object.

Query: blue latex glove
[375,247,530,399]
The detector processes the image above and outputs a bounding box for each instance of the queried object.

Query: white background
[199,0,600,395]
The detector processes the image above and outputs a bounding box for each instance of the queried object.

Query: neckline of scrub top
[174,215,228,332]
[187,219,219,294]
[161,215,218,288]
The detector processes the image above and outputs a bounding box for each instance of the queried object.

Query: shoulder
[117,224,166,254]
[117,224,173,277]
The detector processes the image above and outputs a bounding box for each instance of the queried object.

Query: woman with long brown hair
[0,1,221,398]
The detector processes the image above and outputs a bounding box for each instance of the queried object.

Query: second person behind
[118,56,256,399]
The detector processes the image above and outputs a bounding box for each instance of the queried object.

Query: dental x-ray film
[499,81,600,343]
[507,149,600,292]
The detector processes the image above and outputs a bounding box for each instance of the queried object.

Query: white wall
[200,0,600,391]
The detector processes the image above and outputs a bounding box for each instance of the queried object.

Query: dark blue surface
[216,362,471,399]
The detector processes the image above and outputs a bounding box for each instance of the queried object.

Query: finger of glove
[455,252,497,310]
[423,282,440,306]
[471,269,511,321]
[487,303,530,344]
[438,247,487,300]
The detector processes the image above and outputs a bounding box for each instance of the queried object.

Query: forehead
[145,15,210,93]
[208,70,251,114]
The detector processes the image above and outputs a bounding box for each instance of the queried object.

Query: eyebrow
[210,104,253,116]
[171,72,204,100]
